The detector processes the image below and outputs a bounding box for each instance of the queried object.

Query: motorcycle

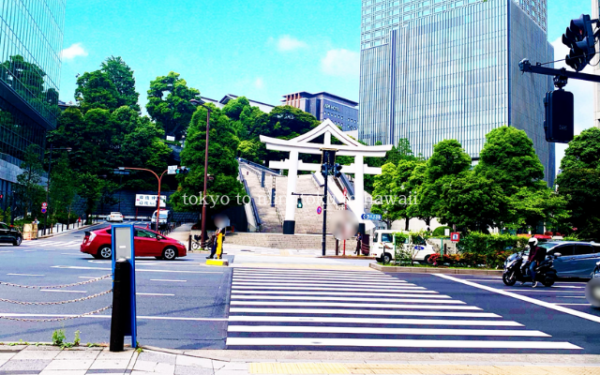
[502,249,557,287]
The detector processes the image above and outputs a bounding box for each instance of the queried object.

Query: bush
[433,226,451,237]
[456,232,525,268]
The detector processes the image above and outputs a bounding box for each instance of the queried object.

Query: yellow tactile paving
[233,263,375,271]
[249,363,600,375]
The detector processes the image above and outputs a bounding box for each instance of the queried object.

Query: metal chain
[0,289,112,305]
[0,305,112,322]
[0,274,111,289]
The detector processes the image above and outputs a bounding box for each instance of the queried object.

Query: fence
[35,216,104,238]
[0,274,112,322]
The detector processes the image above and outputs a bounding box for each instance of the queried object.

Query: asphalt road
[1,226,600,353]
[0,222,232,350]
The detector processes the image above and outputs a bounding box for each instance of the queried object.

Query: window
[136,230,158,239]
[381,233,393,243]
[549,245,574,257]
[574,245,593,256]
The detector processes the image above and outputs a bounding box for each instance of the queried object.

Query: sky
[59,0,593,173]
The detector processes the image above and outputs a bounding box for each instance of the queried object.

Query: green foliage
[371,163,402,228]
[52,329,65,346]
[101,56,140,111]
[146,71,200,139]
[557,128,600,239]
[73,330,80,346]
[75,70,119,112]
[456,232,526,268]
[432,226,451,237]
[15,144,46,217]
[169,105,246,213]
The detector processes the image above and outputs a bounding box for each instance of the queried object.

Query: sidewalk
[2,346,600,375]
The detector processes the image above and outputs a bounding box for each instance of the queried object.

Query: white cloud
[61,43,88,60]
[254,77,264,89]
[321,49,360,77]
[276,35,308,52]
[551,37,595,174]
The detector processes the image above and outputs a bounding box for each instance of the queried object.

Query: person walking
[207,228,220,259]
[355,233,362,256]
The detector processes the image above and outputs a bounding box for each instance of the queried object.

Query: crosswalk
[22,240,82,248]
[226,268,582,351]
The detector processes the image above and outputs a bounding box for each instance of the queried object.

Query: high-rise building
[359,0,555,186]
[283,92,359,131]
[0,0,66,209]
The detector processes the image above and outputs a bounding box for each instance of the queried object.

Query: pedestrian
[207,228,220,259]
[355,232,362,256]
[526,237,547,288]
[32,217,39,225]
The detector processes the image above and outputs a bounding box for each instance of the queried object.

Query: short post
[441,238,444,256]
[335,239,339,256]
[110,258,130,352]
[261,171,266,188]
[188,235,192,252]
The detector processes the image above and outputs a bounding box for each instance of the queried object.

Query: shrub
[456,232,524,268]
[433,226,451,237]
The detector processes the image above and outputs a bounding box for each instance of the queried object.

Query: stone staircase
[240,165,283,233]
[211,231,358,251]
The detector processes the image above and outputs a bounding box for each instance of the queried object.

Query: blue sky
[59,0,592,172]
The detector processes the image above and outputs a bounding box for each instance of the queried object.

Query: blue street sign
[361,213,382,221]
[41,208,47,214]
[317,206,323,215]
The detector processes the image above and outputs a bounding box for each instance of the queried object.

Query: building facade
[0,0,66,209]
[283,92,359,131]
[359,0,555,186]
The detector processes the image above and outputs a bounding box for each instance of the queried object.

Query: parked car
[370,230,436,264]
[505,241,600,280]
[80,226,187,260]
[106,212,124,223]
[0,222,22,246]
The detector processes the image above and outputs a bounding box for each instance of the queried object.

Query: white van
[370,230,436,264]
[151,210,171,225]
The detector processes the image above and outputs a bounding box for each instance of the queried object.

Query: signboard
[361,213,382,221]
[451,232,460,242]
[444,228,450,237]
[135,195,166,208]
[42,202,47,209]
[41,208,47,214]
[317,206,322,215]
[167,165,178,175]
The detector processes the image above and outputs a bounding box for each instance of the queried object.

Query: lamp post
[45,144,72,235]
[190,98,211,246]
[118,167,168,231]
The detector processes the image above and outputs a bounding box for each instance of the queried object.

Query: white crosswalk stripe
[226,267,582,352]
[23,240,81,248]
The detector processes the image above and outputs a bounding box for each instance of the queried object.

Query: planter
[370,262,503,276]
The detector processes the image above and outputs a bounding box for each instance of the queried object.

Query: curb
[370,262,503,276]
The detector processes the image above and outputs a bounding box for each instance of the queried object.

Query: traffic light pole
[322,166,328,257]
[519,59,600,85]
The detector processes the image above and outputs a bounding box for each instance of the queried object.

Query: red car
[80,226,187,260]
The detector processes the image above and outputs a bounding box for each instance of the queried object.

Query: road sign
[317,206,322,215]
[42,202,47,209]
[451,232,460,242]
[361,213,382,221]
[135,195,166,207]
[168,165,178,175]
[41,208,47,214]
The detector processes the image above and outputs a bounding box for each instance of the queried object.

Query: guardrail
[239,157,281,175]
[339,173,355,199]
[238,168,263,229]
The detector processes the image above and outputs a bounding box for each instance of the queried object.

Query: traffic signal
[562,14,596,71]
[297,197,303,209]
[320,163,328,178]
[333,163,343,178]
[176,166,190,174]
[544,89,574,143]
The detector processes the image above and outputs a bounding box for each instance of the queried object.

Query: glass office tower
[359,0,555,186]
[0,0,66,209]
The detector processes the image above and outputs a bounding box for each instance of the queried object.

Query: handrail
[239,157,281,175]
[238,167,262,227]
[339,173,355,199]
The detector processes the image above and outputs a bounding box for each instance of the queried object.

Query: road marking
[0,313,227,321]
[557,303,591,306]
[150,279,187,282]
[40,289,87,293]
[225,337,581,350]
[23,250,36,252]
[232,278,409,286]
[234,269,383,276]
[227,325,549,337]
[436,274,600,325]
[556,296,586,299]
[551,286,585,289]
[230,301,482,310]
[231,295,464,303]
[62,253,84,256]
[232,290,442,297]
[0,251,14,253]
[79,276,100,279]
[227,315,523,326]
[231,285,425,293]
[51,265,222,274]
[229,308,501,318]
[137,293,175,296]
[233,275,399,282]
[7,274,44,277]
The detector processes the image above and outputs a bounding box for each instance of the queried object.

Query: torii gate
[260,119,392,235]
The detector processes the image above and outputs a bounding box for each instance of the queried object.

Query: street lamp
[190,98,211,246]
[118,167,168,231]
[45,144,72,235]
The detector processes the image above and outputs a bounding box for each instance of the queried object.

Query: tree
[15,144,46,218]
[101,56,140,111]
[146,72,200,139]
[440,173,510,232]
[169,105,245,214]
[75,70,119,112]
[557,128,600,239]
[371,163,401,228]
[49,153,77,221]
[475,126,546,195]
[78,172,104,223]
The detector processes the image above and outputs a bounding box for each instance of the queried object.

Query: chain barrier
[0,305,112,322]
[0,289,112,305]
[0,273,111,289]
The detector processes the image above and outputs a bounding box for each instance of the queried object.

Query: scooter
[502,249,557,287]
